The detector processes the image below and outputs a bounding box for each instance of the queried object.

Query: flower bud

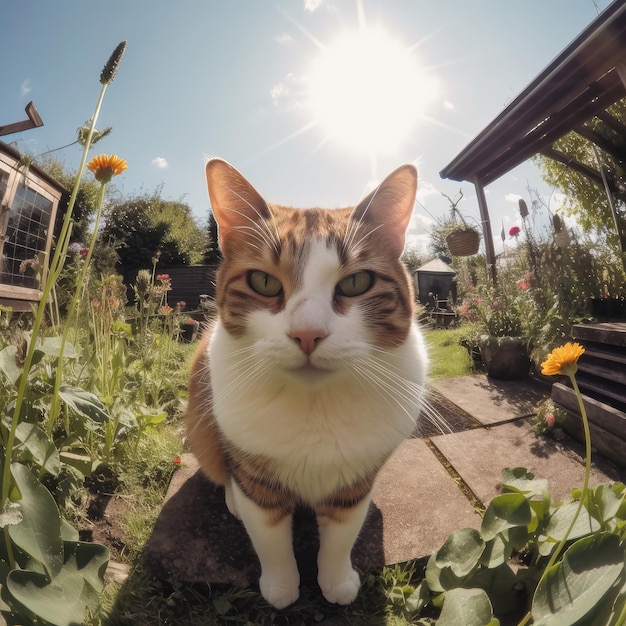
[100,41,127,85]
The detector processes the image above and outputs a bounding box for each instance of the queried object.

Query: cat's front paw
[260,573,300,609]
[319,567,361,605]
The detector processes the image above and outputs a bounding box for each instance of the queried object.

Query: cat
[186,158,428,609]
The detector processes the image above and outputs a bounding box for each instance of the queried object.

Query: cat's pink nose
[289,329,327,355]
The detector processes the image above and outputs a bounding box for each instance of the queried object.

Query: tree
[533,98,626,261]
[99,192,208,277]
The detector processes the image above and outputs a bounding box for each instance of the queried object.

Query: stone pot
[479,336,531,380]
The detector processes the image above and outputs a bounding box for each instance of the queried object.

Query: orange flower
[540,342,585,376]
[161,305,173,315]
[86,154,127,184]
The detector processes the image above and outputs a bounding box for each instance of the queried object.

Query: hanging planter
[554,230,571,248]
[446,227,481,256]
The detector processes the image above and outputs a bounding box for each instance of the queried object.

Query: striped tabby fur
[186,159,428,609]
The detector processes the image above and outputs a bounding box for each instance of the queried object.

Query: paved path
[144,374,626,589]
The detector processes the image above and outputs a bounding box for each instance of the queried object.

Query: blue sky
[2,0,613,253]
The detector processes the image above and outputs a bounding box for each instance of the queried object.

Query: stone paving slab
[144,439,481,586]
[429,374,547,426]
[430,419,626,506]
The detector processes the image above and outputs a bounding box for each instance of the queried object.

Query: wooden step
[572,322,626,347]
[577,359,626,387]
[575,374,626,413]
[551,382,626,468]
[582,347,626,367]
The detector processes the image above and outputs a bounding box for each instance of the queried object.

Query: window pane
[1,182,53,289]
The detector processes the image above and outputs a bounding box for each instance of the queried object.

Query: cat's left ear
[205,158,272,252]
[351,164,417,257]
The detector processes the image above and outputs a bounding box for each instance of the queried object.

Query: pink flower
[509,226,520,238]
[156,274,170,281]
[516,280,531,290]
[545,413,555,429]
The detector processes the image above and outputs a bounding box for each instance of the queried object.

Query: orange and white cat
[186,159,428,609]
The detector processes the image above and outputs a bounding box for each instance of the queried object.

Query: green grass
[423,325,478,379]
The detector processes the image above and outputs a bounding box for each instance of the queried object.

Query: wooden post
[0,102,43,137]
[473,178,498,284]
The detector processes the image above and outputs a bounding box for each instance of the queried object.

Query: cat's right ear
[205,159,272,253]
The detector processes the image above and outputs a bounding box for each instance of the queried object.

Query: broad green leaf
[404,581,429,614]
[34,336,78,359]
[15,421,61,476]
[544,501,600,541]
[479,535,510,568]
[593,484,624,524]
[0,500,22,528]
[481,493,531,541]
[59,451,95,477]
[8,463,63,579]
[5,542,108,626]
[501,467,548,497]
[0,346,21,386]
[58,385,110,423]
[435,528,484,578]
[437,588,497,626]
[532,533,625,625]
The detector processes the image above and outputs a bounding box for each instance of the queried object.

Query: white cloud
[151,157,169,169]
[275,33,293,45]
[443,99,454,111]
[416,179,440,202]
[270,83,289,106]
[20,79,31,98]
[304,0,323,11]
[505,192,522,203]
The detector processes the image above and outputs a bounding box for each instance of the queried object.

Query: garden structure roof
[439,0,626,280]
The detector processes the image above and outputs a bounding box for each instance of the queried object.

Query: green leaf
[544,501,600,542]
[435,528,485,578]
[58,385,111,423]
[0,345,21,386]
[501,467,548,497]
[8,463,64,579]
[592,484,623,524]
[437,588,497,626]
[532,533,625,625]
[479,535,510,568]
[0,500,22,529]
[34,336,78,359]
[15,422,61,476]
[481,493,532,541]
[5,541,109,626]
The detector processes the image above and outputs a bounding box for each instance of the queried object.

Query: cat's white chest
[208,320,426,504]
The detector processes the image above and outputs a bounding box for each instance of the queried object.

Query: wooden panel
[552,382,626,440]
[572,322,626,347]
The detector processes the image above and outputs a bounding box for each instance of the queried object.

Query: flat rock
[429,374,546,426]
[431,419,626,506]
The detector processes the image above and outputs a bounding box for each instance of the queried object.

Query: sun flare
[307,26,438,155]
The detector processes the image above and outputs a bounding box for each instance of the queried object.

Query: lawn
[423,324,478,379]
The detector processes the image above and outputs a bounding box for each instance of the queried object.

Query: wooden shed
[0,141,67,311]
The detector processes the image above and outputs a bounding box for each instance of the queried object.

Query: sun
[306,26,438,155]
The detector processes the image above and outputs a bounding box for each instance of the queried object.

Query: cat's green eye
[336,271,374,297]
[248,270,283,297]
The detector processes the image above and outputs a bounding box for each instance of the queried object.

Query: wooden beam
[0,102,44,137]
[473,179,497,284]
[575,124,626,163]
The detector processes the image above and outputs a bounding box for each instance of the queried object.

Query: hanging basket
[554,230,570,248]
[446,227,480,256]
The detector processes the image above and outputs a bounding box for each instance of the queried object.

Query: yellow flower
[540,342,585,376]
[86,154,127,184]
